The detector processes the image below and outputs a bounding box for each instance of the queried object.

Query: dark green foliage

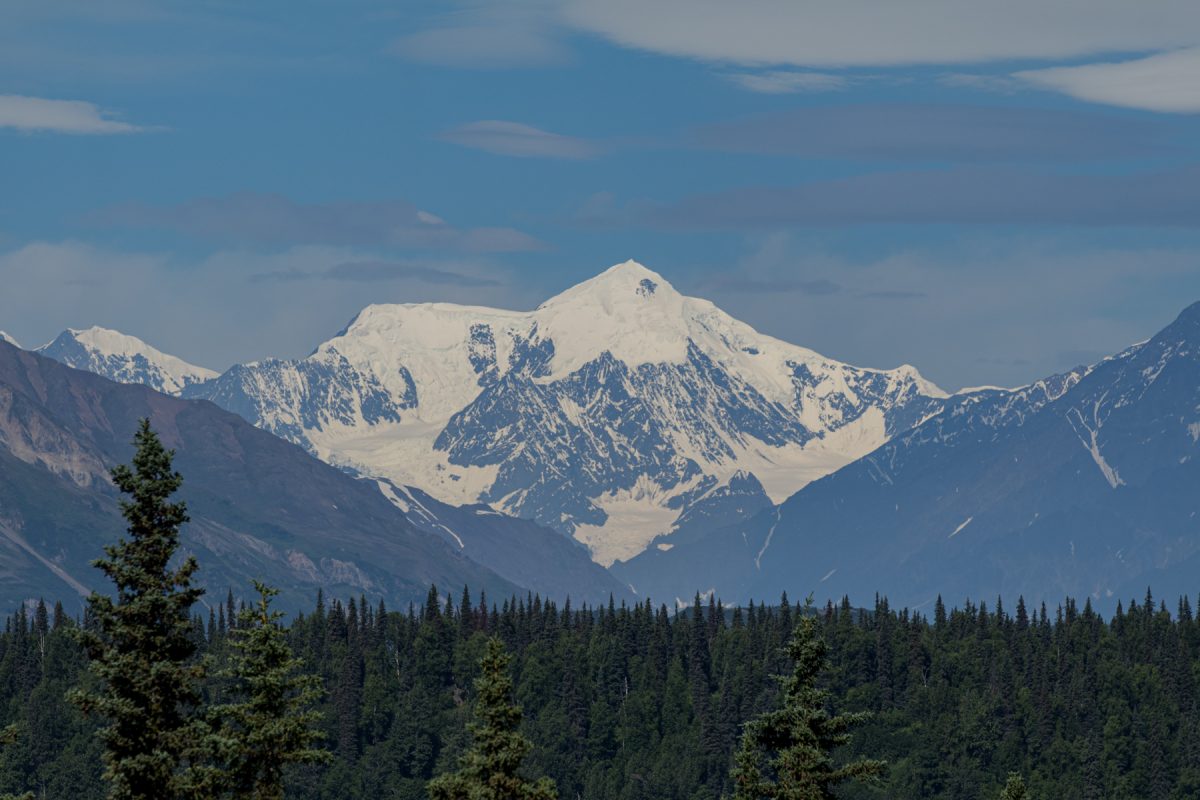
[69,419,210,800]
[1,586,1199,797]
[732,599,884,799]
[427,637,557,800]
[212,581,331,800]
[999,773,1030,800]
[0,725,33,800]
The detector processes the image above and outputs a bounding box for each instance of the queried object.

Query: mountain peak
[538,259,677,312]
[37,326,217,395]
[0,331,18,348]
[62,325,160,355]
[533,260,698,378]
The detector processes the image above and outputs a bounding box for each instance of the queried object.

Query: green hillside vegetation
[0,423,1197,798]
[2,586,1199,798]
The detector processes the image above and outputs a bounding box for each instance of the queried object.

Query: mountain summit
[40,261,950,566]
[37,326,217,395]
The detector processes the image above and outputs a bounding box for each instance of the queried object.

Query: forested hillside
[1,588,1197,799]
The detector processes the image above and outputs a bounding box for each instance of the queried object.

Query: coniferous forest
[2,584,1200,799]
[2,425,1199,800]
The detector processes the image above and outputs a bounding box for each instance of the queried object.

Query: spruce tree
[70,419,210,799]
[999,773,1031,800]
[0,725,33,800]
[212,581,330,800]
[427,637,557,800]
[731,597,884,800]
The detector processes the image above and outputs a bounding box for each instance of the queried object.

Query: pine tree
[69,420,211,800]
[731,597,884,800]
[0,725,33,800]
[212,582,330,800]
[999,773,1031,800]
[427,637,557,800]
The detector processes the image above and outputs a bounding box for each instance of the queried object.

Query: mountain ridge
[37,326,217,395]
[0,340,628,610]
[19,268,1200,610]
[72,261,951,563]
[616,300,1200,611]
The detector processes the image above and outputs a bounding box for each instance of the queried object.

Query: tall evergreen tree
[213,581,330,800]
[731,598,884,800]
[70,420,210,800]
[0,725,33,800]
[427,637,557,800]
[999,773,1030,800]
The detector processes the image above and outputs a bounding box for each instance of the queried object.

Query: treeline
[2,586,1200,798]
[0,422,1198,799]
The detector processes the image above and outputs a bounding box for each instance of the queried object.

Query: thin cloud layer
[559,0,1200,67]
[625,165,1200,229]
[724,71,849,94]
[1017,47,1200,113]
[90,192,545,253]
[694,235,1200,390]
[0,242,538,369]
[440,121,599,159]
[0,94,147,134]
[705,275,843,295]
[252,260,503,286]
[691,105,1184,162]
[394,3,1200,113]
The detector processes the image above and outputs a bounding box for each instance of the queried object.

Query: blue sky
[3,0,1200,389]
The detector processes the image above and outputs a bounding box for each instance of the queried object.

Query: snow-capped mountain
[37,327,217,395]
[33,262,950,566]
[617,301,1200,611]
[0,331,18,348]
[176,260,948,564]
[0,340,523,612]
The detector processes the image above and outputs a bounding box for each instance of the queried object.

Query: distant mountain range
[0,341,626,611]
[616,303,1200,611]
[18,261,1200,611]
[35,261,949,567]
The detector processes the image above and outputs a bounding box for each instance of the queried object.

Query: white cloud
[725,71,849,94]
[1015,47,1200,113]
[0,94,147,134]
[439,120,599,159]
[937,73,1022,94]
[558,0,1200,67]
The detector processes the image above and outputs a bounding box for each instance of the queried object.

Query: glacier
[37,260,951,565]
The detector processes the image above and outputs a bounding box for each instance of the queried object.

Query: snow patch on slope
[726,406,889,502]
[573,476,683,567]
[1067,397,1125,489]
[308,419,500,507]
[0,331,19,348]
